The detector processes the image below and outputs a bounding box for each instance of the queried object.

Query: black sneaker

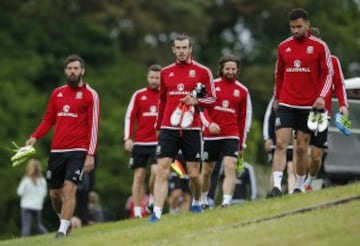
[55,232,66,238]
[293,188,303,194]
[266,187,283,198]
[220,204,229,208]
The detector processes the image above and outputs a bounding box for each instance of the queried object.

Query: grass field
[1,182,360,246]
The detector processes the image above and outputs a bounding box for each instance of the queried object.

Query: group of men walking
[23,6,349,237]
[124,33,252,222]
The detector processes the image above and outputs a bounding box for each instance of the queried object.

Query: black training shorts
[47,151,86,189]
[275,105,312,134]
[157,129,202,162]
[310,128,328,148]
[129,145,157,169]
[203,139,239,162]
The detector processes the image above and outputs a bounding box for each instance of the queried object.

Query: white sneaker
[170,103,184,126]
[307,110,318,131]
[317,110,329,132]
[180,105,195,128]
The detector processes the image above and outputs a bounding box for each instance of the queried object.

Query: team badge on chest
[233,89,240,97]
[75,92,83,99]
[306,46,314,54]
[188,70,196,78]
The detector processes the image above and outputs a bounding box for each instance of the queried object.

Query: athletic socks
[273,171,283,190]
[222,194,232,206]
[304,175,315,187]
[153,206,162,219]
[200,192,209,205]
[191,199,201,206]
[58,219,71,235]
[134,206,142,218]
[295,175,306,190]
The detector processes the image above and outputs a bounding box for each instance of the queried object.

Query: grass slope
[2,183,360,246]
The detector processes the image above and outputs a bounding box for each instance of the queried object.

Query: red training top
[156,59,216,130]
[274,32,333,108]
[31,83,100,155]
[201,77,252,151]
[124,86,159,145]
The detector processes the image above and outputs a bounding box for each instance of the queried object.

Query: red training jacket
[124,86,159,145]
[31,83,100,155]
[325,55,348,114]
[156,59,216,130]
[274,33,333,108]
[201,77,252,151]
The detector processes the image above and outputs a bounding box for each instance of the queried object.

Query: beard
[149,82,159,90]
[224,74,236,81]
[177,53,189,63]
[293,33,305,40]
[67,74,81,88]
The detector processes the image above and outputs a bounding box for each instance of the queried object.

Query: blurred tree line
[0,0,359,239]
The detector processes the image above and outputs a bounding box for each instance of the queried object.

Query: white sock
[304,175,315,187]
[295,175,306,190]
[192,199,201,206]
[201,192,208,205]
[222,194,232,205]
[273,171,283,190]
[59,219,71,234]
[134,206,142,218]
[153,206,162,218]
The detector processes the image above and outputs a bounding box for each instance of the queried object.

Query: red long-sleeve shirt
[325,55,348,114]
[155,60,216,130]
[274,33,333,108]
[201,78,252,151]
[124,86,159,145]
[31,83,100,155]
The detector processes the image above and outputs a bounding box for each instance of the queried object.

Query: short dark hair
[64,54,85,68]
[288,8,309,21]
[148,64,162,72]
[218,54,240,77]
[173,33,192,47]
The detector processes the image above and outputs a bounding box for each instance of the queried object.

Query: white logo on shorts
[275,117,281,127]
[156,145,161,155]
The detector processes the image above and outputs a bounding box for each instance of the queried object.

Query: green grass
[2,183,360,246]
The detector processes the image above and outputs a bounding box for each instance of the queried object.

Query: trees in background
[0,0,359,238]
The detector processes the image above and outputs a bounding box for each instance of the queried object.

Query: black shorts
[168,174,190,194]
[157,129,202,162]
[129,145,157,169]
[276,105,312,134]
[203,139,239,162]
[47,151,86,189]
[268,148,293,164]
[310,128,328,149]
